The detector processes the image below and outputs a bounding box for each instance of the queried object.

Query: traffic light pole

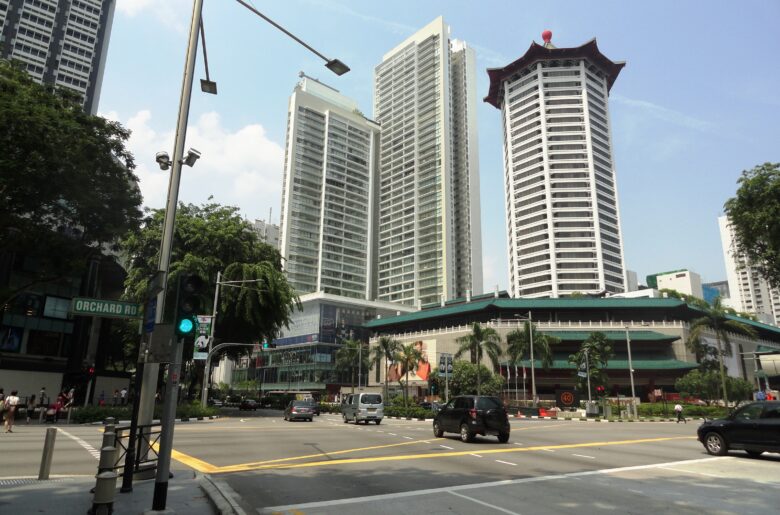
[201,270,221,408]
[152,336,183,510]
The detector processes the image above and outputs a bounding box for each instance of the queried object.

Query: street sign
[147,324,175,363]
[577,371,588,378]
[439,353,453,378]
[71,297,142,319]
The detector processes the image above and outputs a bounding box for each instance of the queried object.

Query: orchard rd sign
[71,297,142,319]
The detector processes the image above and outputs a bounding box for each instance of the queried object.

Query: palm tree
[395,342,423,407]
[455,323,502,395]
[335,339,369,394]
[506,321,560,401]
[568,331,614,397]
[370,336,400,402]
[687,298,757,402]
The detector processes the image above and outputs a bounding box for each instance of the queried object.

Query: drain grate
[0,477,74,487]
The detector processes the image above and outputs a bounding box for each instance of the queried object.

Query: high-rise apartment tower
[0,0,115,114]
[279,75,380,300]
[719,216,780,326]
[485,31,627,298]
[374,17,482,307]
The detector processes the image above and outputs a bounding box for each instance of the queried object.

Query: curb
[199,473,247,515]
[89,415,220,426]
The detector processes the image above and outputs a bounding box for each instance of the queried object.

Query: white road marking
[403,436,413,440]
[388,433,397,436]
[513,442,523,445]
[377,430,384,433]
[495,460,518,466]
[470,454,483,458]
[448,490,522,515]
[56,427,100,460]
[658,466,721,478]
[541,449,555,452]
[259,457,730,513]
[439,445,454,450]
[572,454,595,459]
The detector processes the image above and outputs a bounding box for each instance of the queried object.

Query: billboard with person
[387,339,437,385]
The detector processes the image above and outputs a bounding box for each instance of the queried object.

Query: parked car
[284,400,314,422]
[207,398,224,407]
[697,401,780,457]
[301,400,320,416]
[239,399,258,411]
[433,395,511,443]
[342,393,383,424]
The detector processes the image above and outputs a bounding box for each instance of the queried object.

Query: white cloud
[103,109,285,222]
[611,95,715,132]
[116,0,191,34]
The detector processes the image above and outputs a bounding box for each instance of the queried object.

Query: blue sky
[103,0,780,294]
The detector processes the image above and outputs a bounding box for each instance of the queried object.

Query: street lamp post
[624,325,636,418]
[584,348,592,403]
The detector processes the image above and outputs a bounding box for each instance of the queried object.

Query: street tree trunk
[716,335,728,404]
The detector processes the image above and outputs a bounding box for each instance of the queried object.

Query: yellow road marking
[150,443,220,473]
[217,438,444,472]
[210,436,696,473]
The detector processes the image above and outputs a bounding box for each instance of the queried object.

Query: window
[44,296,70,319]
[25,330,61,357]
[734,404,764,421]
[477,397,503,410]
[762,406,780,419]
[454,397,471,409]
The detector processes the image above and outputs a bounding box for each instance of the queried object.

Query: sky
[101,0,780,295]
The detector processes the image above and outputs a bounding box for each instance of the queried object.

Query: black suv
[433,395,510,443]
[697,401,780,457]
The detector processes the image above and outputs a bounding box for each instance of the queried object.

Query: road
[2,410,778,514]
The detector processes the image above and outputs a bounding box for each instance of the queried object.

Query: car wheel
[343,414,349,423]
[746,450,764,458]
[498,432,510,443]
[460,423,474,443]
[375,419,381,425]
[704,431,728,456]
[433,421,444,438]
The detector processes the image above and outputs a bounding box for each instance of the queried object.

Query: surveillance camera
[155,151,171,170]
[183,148,201,167]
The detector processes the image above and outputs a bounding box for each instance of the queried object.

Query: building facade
[373,17,483,307]
[365,295,780,400]
[279,75,380,300]
[252,218,280,250]
[719,216,780,326]
[654,269,704,299]
[0,0,115,114]
[485,31,627,298]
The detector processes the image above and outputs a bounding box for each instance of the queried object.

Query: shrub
[70,402,218,424]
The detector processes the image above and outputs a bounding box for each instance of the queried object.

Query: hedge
[71,402,218,424]
[636,403,729,418]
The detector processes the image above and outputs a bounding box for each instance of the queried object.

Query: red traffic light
[87,366,95,376]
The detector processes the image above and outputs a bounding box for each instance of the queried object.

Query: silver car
[342,393,383,425]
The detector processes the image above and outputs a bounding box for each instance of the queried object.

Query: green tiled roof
[502,358,698,371]
[542,330,678,342]
[363,297,687,328]
[757,344,780,354]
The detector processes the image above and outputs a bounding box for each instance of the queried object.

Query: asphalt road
[2,410,778,514]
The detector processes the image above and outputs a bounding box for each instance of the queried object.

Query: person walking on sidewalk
[674,403,686,424]
[4,390,20,432]
[26,394,36,424]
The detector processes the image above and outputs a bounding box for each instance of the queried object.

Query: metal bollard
[98,446,117,474]
[101,431,116,450]
[90,471,118,515]
[38,427,58,480]
[39,407,45,424]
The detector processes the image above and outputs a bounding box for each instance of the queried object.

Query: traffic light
[262,341,277,350]
[175,273,204,337]
[596,385,605,396]
[87,366,95,378]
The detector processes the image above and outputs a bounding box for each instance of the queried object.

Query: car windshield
[362,394,382,405]
[476,397,503,410]
[292,400,309,407]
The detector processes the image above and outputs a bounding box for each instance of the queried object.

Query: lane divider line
[495,460,518,466]
[447,490,521,515]
[56,427,101,460]
[572,454,595,459]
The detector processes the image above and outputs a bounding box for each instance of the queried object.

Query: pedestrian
[0,388,5,426]
[674,403,686,424]
[756,389,766,401]
[120,387,128,405]
[39,387,47,407]
[26,394,36,424]
[4,390,20,432]
[113,389,119,406]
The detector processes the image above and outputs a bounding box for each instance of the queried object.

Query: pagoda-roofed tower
[485,31,627,298]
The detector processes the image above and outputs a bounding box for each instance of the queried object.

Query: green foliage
[335,339,370,394]
[686,297,757,402]
[506,321,561,370]
[568,332,614,395]
[637,403,728,418]
[447,360,505,397]
[371,336,400,402]
[70,402,218,424]
[724,162,780,289]
[659,289,710,309]
[384,406,434,419]
[455,323,502,367]
[0,60,142,305]
[395,342,423,407]
[675,369,722,403]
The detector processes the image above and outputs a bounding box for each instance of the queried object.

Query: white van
[341,393,383,424]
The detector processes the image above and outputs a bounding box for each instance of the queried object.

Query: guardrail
[113,423,161,474]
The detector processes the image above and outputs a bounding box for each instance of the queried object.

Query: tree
[0,60,142,306]
[568,332,614,396]
[119,201,296,397]
[371,336,400,402]
[448,361,505,397]
[335,339,369,394]
[675,369,721,404]
[686,298,757,403]
[723,162,780,289]
[395,342,423,407]
[506,321,560,371]
[455,323,502,395]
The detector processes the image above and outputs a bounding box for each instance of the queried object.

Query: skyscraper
[279,74,380,300]
[485,30,627,298]
[374,17,482,307]
[0,0,115,114]
[719,216,780,326]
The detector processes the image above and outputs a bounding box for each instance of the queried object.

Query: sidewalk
[0,471,215,514]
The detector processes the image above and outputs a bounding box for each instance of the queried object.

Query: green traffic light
[178,317,195,334]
